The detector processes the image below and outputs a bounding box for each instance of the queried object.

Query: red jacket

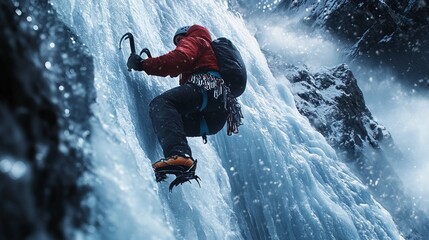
[142,25,220,85]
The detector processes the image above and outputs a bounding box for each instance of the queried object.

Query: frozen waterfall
[50,0,402,239]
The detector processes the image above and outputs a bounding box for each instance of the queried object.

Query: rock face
[284,63,400,191]
[0,0,95,239]
[287,64,389,160]
[282,63,429,239]
[281,0,429,90]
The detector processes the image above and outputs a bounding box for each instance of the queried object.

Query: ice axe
[119,32,152,71]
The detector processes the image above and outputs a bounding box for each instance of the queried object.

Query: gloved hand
[127,53,145,71]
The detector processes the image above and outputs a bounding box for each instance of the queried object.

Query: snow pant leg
[149,84,202,158]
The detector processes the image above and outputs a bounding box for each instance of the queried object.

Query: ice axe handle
[119,32,136,54]
[140,48,152,58]
[119,33,137,71]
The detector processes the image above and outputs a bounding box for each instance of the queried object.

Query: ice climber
[126,24,245,190]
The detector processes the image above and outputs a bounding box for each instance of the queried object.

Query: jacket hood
[185,25,212,42]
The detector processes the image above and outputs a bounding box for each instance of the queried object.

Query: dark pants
[149,84,227,158]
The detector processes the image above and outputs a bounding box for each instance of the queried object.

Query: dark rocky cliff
[0,0,95,239]
[279,0,429,90]
[234,0,429,91]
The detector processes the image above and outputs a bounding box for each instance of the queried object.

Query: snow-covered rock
[281,62,429,239]
[233,0,429,90]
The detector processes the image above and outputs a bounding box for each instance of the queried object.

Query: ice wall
[51,0,402,239]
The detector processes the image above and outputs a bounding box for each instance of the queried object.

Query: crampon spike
[154,159,201,192]
[155,172,167,182]
[169,173,201,192]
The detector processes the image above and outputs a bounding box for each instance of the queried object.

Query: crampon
[154,159,201,192]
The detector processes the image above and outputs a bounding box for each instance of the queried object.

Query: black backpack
[211,37,247,97]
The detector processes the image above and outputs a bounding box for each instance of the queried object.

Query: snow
[51,0,403,239]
